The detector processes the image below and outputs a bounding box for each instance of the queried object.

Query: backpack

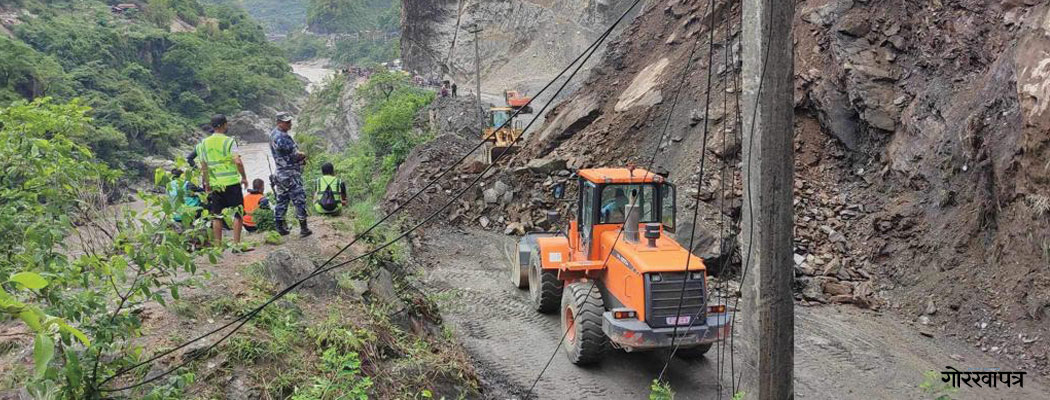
[318,178,338,212]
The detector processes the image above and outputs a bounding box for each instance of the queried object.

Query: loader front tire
[561,282,607,365]
[529,249,562,313]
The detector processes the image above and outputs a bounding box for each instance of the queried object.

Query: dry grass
[1027,194,1050,218]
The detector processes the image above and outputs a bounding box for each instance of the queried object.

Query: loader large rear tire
[561,282,607,365]
[529,249,562,313]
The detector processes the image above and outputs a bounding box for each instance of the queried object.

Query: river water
[240,61,337,190]
[292,60,338,94]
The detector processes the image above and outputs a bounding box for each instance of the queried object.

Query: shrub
[0,98,220,397]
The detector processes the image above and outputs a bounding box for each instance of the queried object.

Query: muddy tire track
[417,229,1050,400]
[419,229,724,399]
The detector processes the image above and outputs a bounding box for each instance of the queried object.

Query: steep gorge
[400,0,636,97]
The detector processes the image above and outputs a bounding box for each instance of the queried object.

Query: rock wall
[396,0,1050,375]
[400,0,635,96]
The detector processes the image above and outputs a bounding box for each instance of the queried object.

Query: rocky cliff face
[395,0,1050,375]
[529,0,1050,373]
[400,0,635,95]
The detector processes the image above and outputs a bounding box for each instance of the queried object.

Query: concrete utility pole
[739,0,794,398]
[466,23,484,129]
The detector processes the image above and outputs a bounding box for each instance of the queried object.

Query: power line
[97,1,636,393]
[523,0,715,396]
[658,0,721,382]
[714,2,742,398]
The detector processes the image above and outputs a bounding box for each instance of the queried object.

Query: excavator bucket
[490,145,518,163]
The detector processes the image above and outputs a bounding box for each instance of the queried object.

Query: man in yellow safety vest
[314,162,348,215]
[197,114,249,246]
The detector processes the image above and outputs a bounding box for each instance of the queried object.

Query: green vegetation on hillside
[0,0,301,169]
[0,98,217,398]
[204,0,309,34]
[305,0,399,34]
[300,71,433,204]
[297,71,432,245]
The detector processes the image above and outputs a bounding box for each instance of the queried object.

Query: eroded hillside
[396,0,1050,378]
[400,0,636,96]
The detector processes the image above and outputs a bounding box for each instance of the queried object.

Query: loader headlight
[690,271,704,280]
[650,273,662,282]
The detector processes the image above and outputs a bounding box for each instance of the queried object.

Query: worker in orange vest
[242,178,270,232]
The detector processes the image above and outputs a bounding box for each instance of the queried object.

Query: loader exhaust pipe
[624,189,640,242]
[624,204,639,242]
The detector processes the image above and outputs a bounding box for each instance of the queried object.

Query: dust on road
[417,228,1050,400]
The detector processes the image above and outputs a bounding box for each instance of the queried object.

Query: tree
[0,98,219,398]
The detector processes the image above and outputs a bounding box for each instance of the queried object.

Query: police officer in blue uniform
[269,112,312,237]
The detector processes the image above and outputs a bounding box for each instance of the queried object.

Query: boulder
[675,220,728,262]
[504,222,525,235]
[226,368,258,400]
[526,158,568,175]
[493,180,511,196]
[483,188,500,204]
[227,111,271,143]
[262,249,335,296]
[341,279,369,300]
[801,278,826,303]
[367,267,407,314]
[836,14,870,37]
[822,280,853,296]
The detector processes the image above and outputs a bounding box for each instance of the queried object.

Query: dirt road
[417,228,1049,399]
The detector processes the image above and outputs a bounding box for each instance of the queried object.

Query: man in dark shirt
[269,112,311,237]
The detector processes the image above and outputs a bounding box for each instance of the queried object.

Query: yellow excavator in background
[482,107,524,163]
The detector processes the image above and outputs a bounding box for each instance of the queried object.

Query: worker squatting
[168,113,349,246]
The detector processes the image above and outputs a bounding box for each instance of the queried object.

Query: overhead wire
[713,1,742,398]
[642,1,742,396]
[657,0,721,382]
[522,0,716,397]
[98,0,639,393]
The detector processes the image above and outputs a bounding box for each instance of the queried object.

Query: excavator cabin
[482,107,524,162]
[512,167,729,364]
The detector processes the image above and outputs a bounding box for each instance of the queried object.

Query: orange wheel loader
[511,167,729,364]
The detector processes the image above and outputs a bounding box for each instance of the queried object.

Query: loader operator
[601,189,629,223]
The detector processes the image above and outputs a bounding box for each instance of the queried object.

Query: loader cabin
[514,166,728,363]
[559,167,710,328]
[511,166,727,363]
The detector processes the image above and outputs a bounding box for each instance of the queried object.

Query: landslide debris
[393,0,1050,376]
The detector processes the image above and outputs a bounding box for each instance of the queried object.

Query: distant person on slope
[197,114,249,246]
[269,112,312,237]
[242,178,271,232]
[314,162,348,216]
[451,82,458,97]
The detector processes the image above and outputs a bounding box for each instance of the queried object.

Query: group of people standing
[169,112,349,247]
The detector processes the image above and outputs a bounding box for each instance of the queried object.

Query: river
[240,61,337,189]
[292,60,338,94]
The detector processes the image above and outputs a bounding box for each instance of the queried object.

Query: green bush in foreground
[0,98,219,398]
